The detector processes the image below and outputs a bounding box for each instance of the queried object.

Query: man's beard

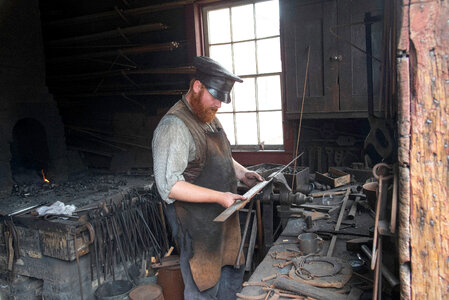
[190,89,218,123]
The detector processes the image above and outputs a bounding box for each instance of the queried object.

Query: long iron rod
[46,1,195,27]
[291,45,310,190]
[49,42,180,64]
[48,23,168,47]
[48,66,195,81]
[235,201,255,267]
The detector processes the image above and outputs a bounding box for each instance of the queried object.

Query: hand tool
[327,188,351,257]
[371,163,393,269]
[347,195,361,220]
[273,277,346,300]
[235,200,255,267]
[215,152,305,222]
[361,244,399,288]
[245,210,258,271]
[363,12,394,165]
[7,202,49,216]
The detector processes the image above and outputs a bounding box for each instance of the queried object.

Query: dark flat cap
[193,56,243,104]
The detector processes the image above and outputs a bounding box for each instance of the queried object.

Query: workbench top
[239,194,375,299]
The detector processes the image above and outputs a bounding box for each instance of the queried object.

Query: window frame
[201,0,285,151]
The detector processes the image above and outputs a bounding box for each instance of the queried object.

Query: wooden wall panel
[408,0,449,298]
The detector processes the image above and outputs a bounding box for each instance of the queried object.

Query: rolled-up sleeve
[152,115,195,203]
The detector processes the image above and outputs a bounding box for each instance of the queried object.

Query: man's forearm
[168,180,245,208]
[169,181,223,203]
[232,159,248,181]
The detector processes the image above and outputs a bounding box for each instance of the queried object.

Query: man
[152,56,263,299]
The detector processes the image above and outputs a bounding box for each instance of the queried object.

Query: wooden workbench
[239,194,375,299]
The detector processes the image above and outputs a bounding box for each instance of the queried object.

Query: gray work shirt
[152,98,216,203]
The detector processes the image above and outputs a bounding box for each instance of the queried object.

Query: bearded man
[152,56,263,299]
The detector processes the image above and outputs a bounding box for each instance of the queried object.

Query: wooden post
[406,0,449,298]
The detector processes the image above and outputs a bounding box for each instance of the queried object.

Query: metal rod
[256,200,263,250]
[327,188,351,257]
[50,81,186,91]
[60,90,186,98]
[48,42,180,64]
[7,202,49,217]
[235,200,255,268]
[158,203,170,251]
[245,210,258,272]
[48,66,194,82]
[291,45,310,190]
[361,244,399,288]
[48,23,168,46]
[45,1,195,27]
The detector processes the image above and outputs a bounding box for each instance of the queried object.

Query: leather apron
[174,128,244,292]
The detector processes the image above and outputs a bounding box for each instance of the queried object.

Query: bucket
[363,182,378,209]
[95,280,134,300]
[129,284,164,300]
[157,263,184,300]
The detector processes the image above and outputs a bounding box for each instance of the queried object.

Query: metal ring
[296,256,343,279]
[372,163,393,180]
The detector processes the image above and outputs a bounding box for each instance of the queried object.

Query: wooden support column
[407,0,449,298]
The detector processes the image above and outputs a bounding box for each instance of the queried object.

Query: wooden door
[281,0,384,118]
[282,0,339,116]
[338,0,383,112]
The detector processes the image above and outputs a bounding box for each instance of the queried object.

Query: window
[203,0,284,150]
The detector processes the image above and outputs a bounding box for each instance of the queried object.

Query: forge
[0,2,165,299]
[0,0,69,195]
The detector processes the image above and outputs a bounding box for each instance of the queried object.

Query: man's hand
[232,159,264,188]
[219,192,247,208]
[240,171,264,188]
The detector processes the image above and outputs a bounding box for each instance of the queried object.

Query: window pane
[231,4,254,42]
[257,75,282,110]
[235,112,258,144]
[255,0,279,38]
[234,78,256,112]
[219,93,234,113]
[257,37,281,73]
[217,113,235,145]
[209,44,233,73]
[208,8,231,44]
[234,41,256,75]
[259,111,283,145]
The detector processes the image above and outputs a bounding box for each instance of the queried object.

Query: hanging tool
[371,163,393,270]
[363,12,395,166]
[234,201,255,267]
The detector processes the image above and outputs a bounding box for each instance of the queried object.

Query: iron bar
[235,201,255,267]
[49,81,186,92]
[48,66,194,81]
[48,42,180,64]
[60,90,186,97]
[46,1,195,27]
[48,23,168,46]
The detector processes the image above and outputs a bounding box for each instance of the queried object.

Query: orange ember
[41,169,50,183]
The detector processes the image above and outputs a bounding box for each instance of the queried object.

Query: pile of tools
[86,189,169,285]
